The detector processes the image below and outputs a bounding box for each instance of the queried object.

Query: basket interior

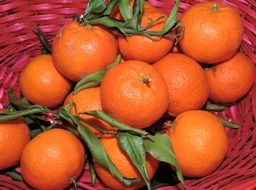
[0,0,255,189]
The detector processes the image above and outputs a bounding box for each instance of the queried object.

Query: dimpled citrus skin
[168,110,228,177]
[153,53,209,116]
[100,60,169,129]
[179,2,243,64]
[52,21,118,81]
[0,119,30,170]
[206,52,255,103]
[20,129,85,190]
[94,136,159,190]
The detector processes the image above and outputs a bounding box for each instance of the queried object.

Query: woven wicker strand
[0,0,255,189]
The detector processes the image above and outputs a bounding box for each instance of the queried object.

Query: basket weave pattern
[0,0,255,189]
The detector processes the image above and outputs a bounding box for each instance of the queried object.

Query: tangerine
[0,119,30,170]
[153,53,209,116]
[206,52,255,104]
[179,2,243,64]
[116,2,174,63]
[100,60,169,129]
[52,21,118,81]
[168,110,228,177]
[20,128,85,190]
[19,54,72,108]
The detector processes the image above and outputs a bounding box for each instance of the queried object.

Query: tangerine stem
[141,76,152,87]
[70,178,78,190]
[76,115,117,135]
[212,3,220,12]
[219,118,240,129]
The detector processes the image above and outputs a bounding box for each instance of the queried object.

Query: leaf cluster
[74,0,182,39]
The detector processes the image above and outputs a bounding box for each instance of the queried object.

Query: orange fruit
[179,2,243,64]
[0,119,30,170]
[52,21,119,81]
[64,87,113,136]
[168,110,228,177]
[19,54,72,108]
[20,128,85,190]
[100,60,169,129]
[94,136,159,190]
[117,2,174,63]
[153,53,209,116]
[206,52,255,104]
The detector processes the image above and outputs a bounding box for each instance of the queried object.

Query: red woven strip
[0,0,255,189]
[0,175,28,190]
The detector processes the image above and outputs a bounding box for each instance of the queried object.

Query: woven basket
[0,0,255,189]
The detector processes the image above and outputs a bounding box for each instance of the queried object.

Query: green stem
[141,16,165,31]
[141,76,152,87]
[70,178,78,190]
[76,115,117,135]
[219,118,240,129]
[0,106,51,122]
[204,102,226,111]
[33,25,52,53]
[212,3,220,12]
[85,110,149,137]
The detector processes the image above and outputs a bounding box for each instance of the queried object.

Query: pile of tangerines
[0,1,255,190]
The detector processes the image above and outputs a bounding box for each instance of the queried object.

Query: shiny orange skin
[117,2,174,63]
[153,53,209,116]
[179,2,243,64]
[206,52,255,103]
[94,136,159,190]
[52,21,118,81]
[168,110,228,177]
[20,129,85,190]
[100,60,169,129]
[0,119,30,170]
[19,55,72,108]
[64,87,113,136]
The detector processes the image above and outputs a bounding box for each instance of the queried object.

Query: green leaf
[59,104,139,186]
[106,53,121,70]
[74,54,121,94]
[0,105,51,123]
[161,0,179,35]
[5,171,23,181]
[84,0,106,17]
[85,110,148,137]
[119,0,133,21]
[74,70,105,94]
[219,117,240,129]
[118,132,151,190]
[88,158,97,184]
[8,91,32,109]
[87,16,124,28]
[58,104,76,126]
[204,102,226,111]
[103,0,119,16]
[77,125,139,186]
[129,0,145,29]
[30,128,43,138]
[141,16,165,31]
[144,133,184,185]
[33,25,52,53]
